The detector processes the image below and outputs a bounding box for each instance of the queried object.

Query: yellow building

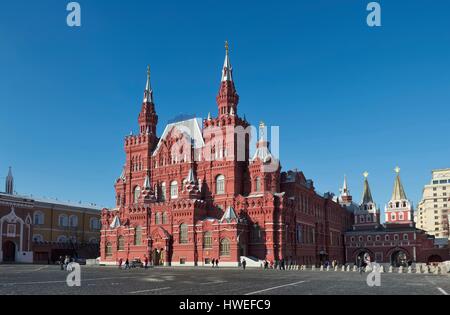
[415,169,450,240]
[0,168,101,263]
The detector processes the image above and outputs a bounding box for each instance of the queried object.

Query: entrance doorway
[2,241,16,262]
[152,248,165,266]
[391,250,408,267]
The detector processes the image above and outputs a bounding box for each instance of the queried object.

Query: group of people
[211,258,220,268]
[59,255,72,271]
[118,255,150,270]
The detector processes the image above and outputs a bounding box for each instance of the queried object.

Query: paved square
[0,265,448,295]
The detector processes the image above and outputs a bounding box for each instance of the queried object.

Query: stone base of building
[0,250,33,264]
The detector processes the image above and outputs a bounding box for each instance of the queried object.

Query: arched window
[255,177,261,192]
[394,234,399,241]
[155,213,161,225]
[203,231,212,249]
[399,212,404,220]
[366,215,371,222]
[106,242,113,257]
[376,235,381,241]
[134,186,141,203]
[69,215,78,227]
[33,234,44,243]
[59,214,68,227]
[90,217,100,230]
[216,175,225,195]
[403,234,409,240]
[134,226,142,245]
[220,238,230,256]
[170,181,178,199]
[161,182,166,201]
[391,213,396,221]
[179,223,188,244]
[385,235,390,241]
[118,236,125,251]
[162,212,168,225]
[33,211,44,225]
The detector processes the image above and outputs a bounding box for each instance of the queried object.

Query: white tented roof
[152,118,205,156]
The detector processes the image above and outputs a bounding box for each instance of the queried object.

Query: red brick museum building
[100,45,448,267]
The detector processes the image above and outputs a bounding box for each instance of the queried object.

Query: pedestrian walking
[242,259,247,270]
[118,258,123,269]
[59,256,64,271]
[64,255,70,271]
[125,258,130,270]
[215,259,219,268]
[211,259,215,268]
[144,255,149,269]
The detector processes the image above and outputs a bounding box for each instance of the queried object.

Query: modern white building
[415,169,450,240]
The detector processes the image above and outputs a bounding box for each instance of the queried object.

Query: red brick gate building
[341,170,449,266]
[100,45,354,267]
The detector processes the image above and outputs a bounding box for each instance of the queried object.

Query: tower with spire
[338,175,352,206]
[216,41,239,118]
[351,172,381,230]
[5,167,14,195]
[385,167,414,227]
[138,66,158,142]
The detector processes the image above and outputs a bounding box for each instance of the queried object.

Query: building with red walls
[99,44,354,267]
[342,169,449,266]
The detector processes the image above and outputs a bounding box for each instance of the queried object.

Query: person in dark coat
[242,259,247,270]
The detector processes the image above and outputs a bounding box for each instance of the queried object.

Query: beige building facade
[0,168,101,263]
[415,169,450,240]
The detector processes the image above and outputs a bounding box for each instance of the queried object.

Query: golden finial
[394,166,401,174]
[363,171,369,178]
[259,121,265,128]
[225,40,229,55]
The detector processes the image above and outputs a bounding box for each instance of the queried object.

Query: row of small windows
[32,235,97,244]
[350,234,409,242]
[390,213,406,221]
[32,212,100,230]
[155,212,169,225]
[388,201,407,209]
[108,229,230,257]
[433,179,448,184]
[358,215,375,223]
[133,175,227,204]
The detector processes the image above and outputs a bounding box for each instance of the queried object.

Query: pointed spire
[187,166,196,184]
[341,175,349,196]
[143,174,151,190]
[143,65,154,103]
[207,112,212,121]
[222,41,233,82]
[110,216,121,229]
[5,167,14,195]
[220,206,238,223]
[391,166,407,200]
[259,121,266,142]
[119,166,126,181]
[361,171,374,204]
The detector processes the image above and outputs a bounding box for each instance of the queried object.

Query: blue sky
[1,0,449,211]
